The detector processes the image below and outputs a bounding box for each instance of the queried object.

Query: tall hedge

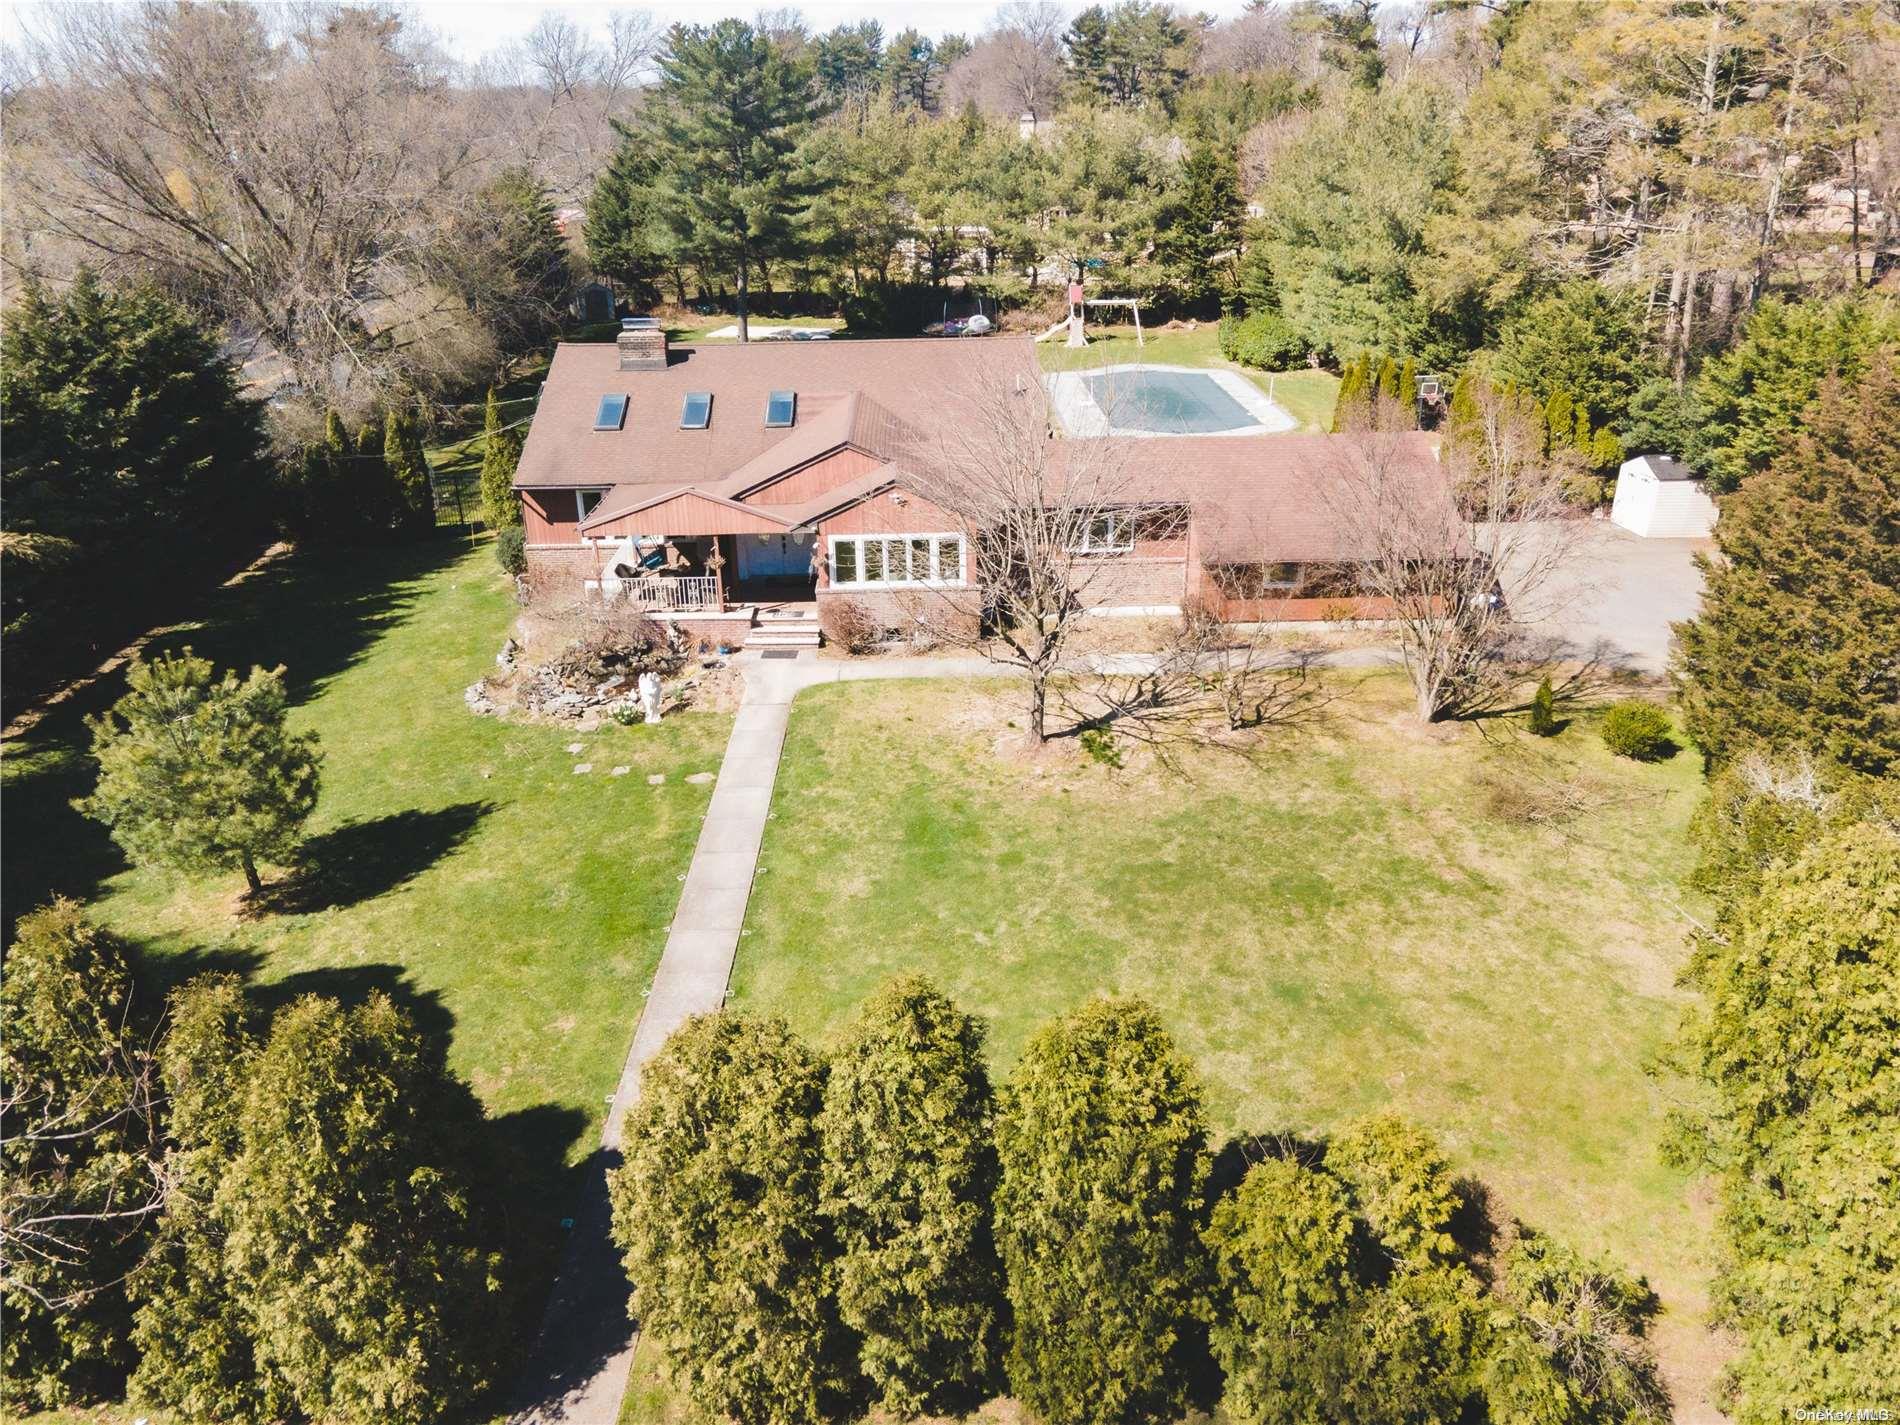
[220,993,508,1424]
[1204,1156,1359,1424]
[1671,826,1900,1419]
[819,976,1003,1414]
[610,1013,849,1425]
[993,997,1210,1425]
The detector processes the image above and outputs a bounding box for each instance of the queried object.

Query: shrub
[819,596,881,654]
[1079,725,1123,768]
[820,977,1003,1414]
[1599,701,1674,761]
[1219,310,1306,370]
[1528,677,1558,736]
[493,526,526,576]
[994,998,1210,1425]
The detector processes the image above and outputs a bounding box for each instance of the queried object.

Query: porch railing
[597,573,721,613]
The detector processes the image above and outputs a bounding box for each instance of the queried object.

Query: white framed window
[829,533,965,588]
[1069,510,1136,554]
[575,488,608,521]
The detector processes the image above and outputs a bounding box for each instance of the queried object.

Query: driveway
[1514,520,1710,675]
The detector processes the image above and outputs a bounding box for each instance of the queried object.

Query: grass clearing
[1,540,729,1371]
[1036,322,1339,432]
[731,674,1718,1413]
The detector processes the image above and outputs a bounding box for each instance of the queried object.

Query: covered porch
[584,531,819,614]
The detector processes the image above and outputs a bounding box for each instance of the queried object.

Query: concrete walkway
[506,651,1004,1423]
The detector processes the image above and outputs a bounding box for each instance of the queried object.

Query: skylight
[764,390,796,428]
[680,392,712,430]
[594,394,629,431]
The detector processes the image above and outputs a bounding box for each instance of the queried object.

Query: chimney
[617,316,668,372]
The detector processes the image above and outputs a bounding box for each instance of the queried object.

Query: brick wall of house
[1075,555,1189,610]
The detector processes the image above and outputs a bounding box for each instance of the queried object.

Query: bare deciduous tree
[900,370,1147,746]
[1324,390,1590,722]
[943,2,1066,120]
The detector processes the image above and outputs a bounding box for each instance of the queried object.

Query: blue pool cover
[1080,369,1260,433]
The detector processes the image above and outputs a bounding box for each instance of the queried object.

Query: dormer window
[680,392,712,429]
[594,394,629,431]
[764,390,796,428]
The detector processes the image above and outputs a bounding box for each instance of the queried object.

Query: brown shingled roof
[514,336,1038,492]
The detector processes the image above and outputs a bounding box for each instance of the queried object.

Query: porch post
[714,535,730,612]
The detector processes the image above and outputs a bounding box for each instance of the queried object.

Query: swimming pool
[1045,364,1298,437]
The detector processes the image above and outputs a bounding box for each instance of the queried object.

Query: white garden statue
[637,671,662,724]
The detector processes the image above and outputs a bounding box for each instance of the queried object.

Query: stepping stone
[573,763,593,774]
[567,742,585,753]
[685,772,716,785]
[648,774,666,785]
[611,766,631,776]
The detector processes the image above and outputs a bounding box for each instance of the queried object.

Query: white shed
[1610,454,1718,538]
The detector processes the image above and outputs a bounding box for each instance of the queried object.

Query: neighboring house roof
[514,337,1035,491]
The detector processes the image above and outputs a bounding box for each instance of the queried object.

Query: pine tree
[994,998,1210,1425]
[1160,136,1243,313]
[478,388,523,531]
[80,650,322,894]
[610,1013,848,1425]
[819,977,1003,1414]
[585,126,670,308]
[638,21,818,340]
[1674,362,1900,774]
[221,993,508,1424]
[1,901,162,1411]
[1064,6,1112,101]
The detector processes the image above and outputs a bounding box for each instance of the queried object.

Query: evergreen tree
[1304,0,1384,90]
[384,409,434,531]
[1572,403,1593,453]
[585,126,670,308]
[610,1013,848,1425]
[81,650,321,894]
[479,388,524,531]
[221,994,507,1425]
[994,998,1210,1425]
[1160,136,1243,312]
[1529,676,1558,736]
[1398,356,1418,422]
[1234,227,1279,315]
[1669,826,1900,1417]
[1542,389,1573,458]
[1674,363,1900,775]
[1620,378,1696,459]
[1493,281,1647,431]
[1377,354,1402,402]
[883,28,943,112]
[1691,295,1900,492]
[819,977,1003,1414]
[637,21,817,341]
[1204,1157,1360,1424]
[1325,1114,1460,1270]
[1,901,162,1411]
[440,166,571,356]
[1589,426,1625,473]
[128,976,282,1423]
[1064,6,1112,101]
[1,272,266,701]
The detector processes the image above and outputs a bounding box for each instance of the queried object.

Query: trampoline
[1045,364,1297,438]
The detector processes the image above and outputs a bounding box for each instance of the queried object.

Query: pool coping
[1044,363,1299,438]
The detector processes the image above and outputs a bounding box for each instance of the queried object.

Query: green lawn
[1036,321,1339,432]
[2,539,730,1364]
[730,675,1716,1409]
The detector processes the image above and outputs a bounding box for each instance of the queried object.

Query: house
[512,324,1454,645]
[1609,454,1719,539]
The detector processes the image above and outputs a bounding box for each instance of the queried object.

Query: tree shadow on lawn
[1,538,473,940]
[249,801,494,914]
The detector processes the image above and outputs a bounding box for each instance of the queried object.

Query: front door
[737,534,809,581]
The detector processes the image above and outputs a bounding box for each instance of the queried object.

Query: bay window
[829,533,964,588]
